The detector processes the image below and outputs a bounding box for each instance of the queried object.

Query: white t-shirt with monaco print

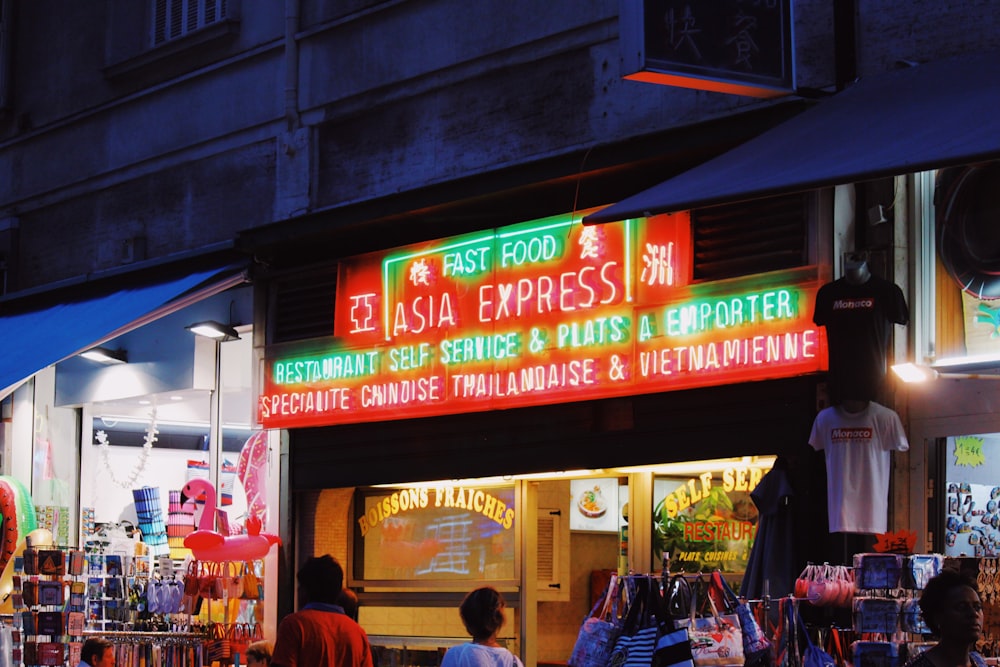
[809,401,909,534]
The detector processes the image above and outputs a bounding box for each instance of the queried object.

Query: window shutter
[269,266,338,344]
[152,0,230,46]
[537,509,567,601]
[692,192,808,281]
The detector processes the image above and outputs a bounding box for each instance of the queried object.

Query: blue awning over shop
[0,265,248,396]
[584,50,1000,223]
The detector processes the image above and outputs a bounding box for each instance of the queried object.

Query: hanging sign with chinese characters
[259,209,826,427]
[620,0,794,98]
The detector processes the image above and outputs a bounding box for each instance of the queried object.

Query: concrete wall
[0,0,997,291]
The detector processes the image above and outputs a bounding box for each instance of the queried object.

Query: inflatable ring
[937,162,1000,300]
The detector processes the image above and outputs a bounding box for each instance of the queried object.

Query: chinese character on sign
[578,226,604,260]
[726,11,759,70]
[666,5,702,61]
[349,293,379,334]
[409,259,433,286]
[641,242,675,287]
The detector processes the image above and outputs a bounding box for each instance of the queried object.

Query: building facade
[1,0,1000,663]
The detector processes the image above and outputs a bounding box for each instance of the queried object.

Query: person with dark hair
[441,587,524,667]
[904,570,986,667]
[246,639,273,667]
[336,587,360,621]
[271,554,374,667]
[78,637,115,667]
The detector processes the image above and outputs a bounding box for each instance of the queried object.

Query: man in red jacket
[272,555,374,667]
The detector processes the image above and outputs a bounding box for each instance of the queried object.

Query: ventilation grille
[270,266,338,344]
[537,511,557,585]
[153,0,229,46]
[692,193,808,281]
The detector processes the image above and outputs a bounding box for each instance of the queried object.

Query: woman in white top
[441,587,524,667]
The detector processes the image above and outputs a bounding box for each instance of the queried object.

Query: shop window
[351,484,518,587]
[941,432,1000,558]
[692,192,809,282]
[653,458,773,574]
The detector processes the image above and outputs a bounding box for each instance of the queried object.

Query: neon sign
[259,209,826,427]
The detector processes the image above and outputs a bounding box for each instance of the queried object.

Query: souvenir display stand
[849,553,944,667]
[4,484,275,667]
[9,546,268,666]
[566,554,1000,667]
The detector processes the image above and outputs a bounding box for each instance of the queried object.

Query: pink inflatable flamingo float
[181,477,281,562]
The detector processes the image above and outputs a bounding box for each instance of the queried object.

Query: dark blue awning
[0,265,248,396]
[584,50,1000,223]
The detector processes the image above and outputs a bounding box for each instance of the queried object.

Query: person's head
[337,586,359,620]
[459,587,507,642]
[246,640,273,667]
[297,554,344,605]
[81,637,115,667]
[919,570,983,643]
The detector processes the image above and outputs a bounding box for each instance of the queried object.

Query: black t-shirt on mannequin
[813,256,909,403]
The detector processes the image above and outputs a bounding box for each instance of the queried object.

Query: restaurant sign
[654,463,769,573]
[619,0,794,98]
[258,209,825,427]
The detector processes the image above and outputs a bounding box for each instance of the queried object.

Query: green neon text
[664,289,796,336]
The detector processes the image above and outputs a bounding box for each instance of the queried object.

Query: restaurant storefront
[254,52,1000,667]
[259,205,834,665]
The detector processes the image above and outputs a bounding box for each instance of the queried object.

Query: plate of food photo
[577,485,608,519]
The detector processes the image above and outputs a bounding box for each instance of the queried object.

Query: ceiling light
[186,320,240,342]
[891,362,935,383]
[892,362,1000,383]
[79,347,128,364]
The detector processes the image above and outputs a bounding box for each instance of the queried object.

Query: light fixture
[186,320,240,342]
[890,362,935,383]
[79,347,128,364]
[891,362,1000,383]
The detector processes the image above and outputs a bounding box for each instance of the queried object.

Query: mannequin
[813,252,908,404]
[844,253,872,285]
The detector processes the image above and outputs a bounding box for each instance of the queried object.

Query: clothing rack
[83,630,205,645]
[84,631,207,667]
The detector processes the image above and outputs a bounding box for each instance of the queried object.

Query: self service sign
[259,209,826,427]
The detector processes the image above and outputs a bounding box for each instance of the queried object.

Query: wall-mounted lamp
[891,362,1000,383]
[79,347,128,364]
[186,320,240,342]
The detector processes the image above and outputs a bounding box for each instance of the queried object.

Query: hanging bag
[824,626,847,667]
[679,577,744,667]
[223,561,244,599]
[653,575,695,667]
[798,612,836,667]
[710,570,772,667]
[206,621,232,663]
[241,560,261,600]
[569,573,623,667]
[609,576,660,667]
[183,560,200,597]
[229,623,251,660]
